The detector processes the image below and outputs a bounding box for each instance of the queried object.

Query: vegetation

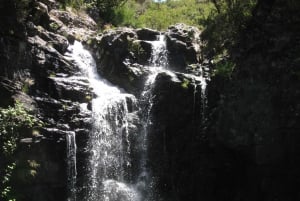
[112,0,214,30]
[202,0,258,58]
[57,0,258,77]
[59,0,214,30]
[181,78,190,89]
[197,0,257,77]
[0,102,42,201]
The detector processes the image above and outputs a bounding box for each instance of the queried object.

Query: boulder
[94,28,153,94]
[166,23,202,71]
[136,28,160,41]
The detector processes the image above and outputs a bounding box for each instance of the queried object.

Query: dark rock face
[0,1,96,201]
[136,28,160,41]
[204,1,300,201]
[145,70,211,201]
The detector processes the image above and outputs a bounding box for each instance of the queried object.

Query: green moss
[85,95,92,102]
[213,61,235,78]
[128,40,145,57]
[49,22,60,31]
[181,78,190,89]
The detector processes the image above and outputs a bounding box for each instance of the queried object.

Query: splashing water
[149,35,168,68]
[67,131,77,201]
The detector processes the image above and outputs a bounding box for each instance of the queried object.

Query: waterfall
[149,35,168,67]
[66,131,77,201]
[65,41,139,201]
[64,34,203,201]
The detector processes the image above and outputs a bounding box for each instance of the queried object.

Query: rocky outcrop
[88,28,161,94]
[49,9,97,42]
[88,25,204,95]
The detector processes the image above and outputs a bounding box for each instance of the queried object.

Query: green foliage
[0,102,43,201]
[1,163,16,201]
[202,0,257,56]
[57,0,214,29]
[59,0,86,9]
[181,78,190,89]
[113,0,214,30]
[213,60,235,77]
[199,0,258,79]
[0,102,42,155]
[111,1,143,27]
[128,40,145,57]
[84,0,128,22]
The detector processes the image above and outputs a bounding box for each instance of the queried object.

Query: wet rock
[94,28,151,94]
[48,76,92,103]
[28,34,76,78]
[27,23,69,54]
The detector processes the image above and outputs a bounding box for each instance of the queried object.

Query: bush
[0,102,42,201]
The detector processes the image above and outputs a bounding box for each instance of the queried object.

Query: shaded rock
[147,70,209,201]
[32,2,50,27]
[0,77,19,106]
[166,23,202,71]
[136,28,160,41]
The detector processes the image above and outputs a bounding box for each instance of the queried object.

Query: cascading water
[137,34,169,200]
[149,35,168,68]
[65,41,139,201]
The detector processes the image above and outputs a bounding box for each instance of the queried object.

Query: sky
[153,0,167,2]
